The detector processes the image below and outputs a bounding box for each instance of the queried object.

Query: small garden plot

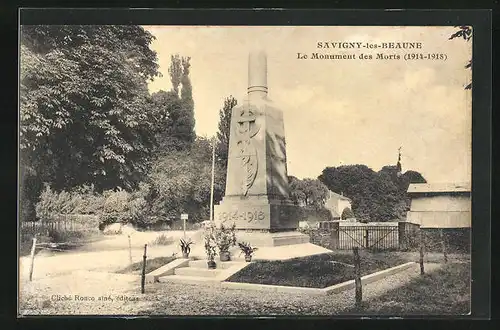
[115,256,177,275]
[226,252,409,288]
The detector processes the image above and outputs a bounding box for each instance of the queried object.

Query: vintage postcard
[18,13,484,317]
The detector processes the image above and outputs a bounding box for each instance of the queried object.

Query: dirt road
[19,230,204,280]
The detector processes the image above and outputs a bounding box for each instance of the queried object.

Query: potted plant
[179,238,194,259]
[203,224,218,269]
[214,223,237,262]
[238,242,258,262]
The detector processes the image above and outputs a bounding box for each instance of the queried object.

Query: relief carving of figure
[235,105,260,195]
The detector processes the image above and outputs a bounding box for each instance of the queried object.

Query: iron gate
[337,225,399,250]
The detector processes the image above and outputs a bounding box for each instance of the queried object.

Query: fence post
[440,229,448,263]
[29,236,37,281]
[332,222,339,250]
[398,222,405,251]
[353,247,362,307]
[419,230,425,275]
[364,229,369,249]
[141,244,148,294]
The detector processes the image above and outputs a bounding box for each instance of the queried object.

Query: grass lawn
[115,256,176,275]
[347,262,470,315]
[226,251,410,288]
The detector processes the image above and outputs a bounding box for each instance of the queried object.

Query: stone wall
[298,228,338,250]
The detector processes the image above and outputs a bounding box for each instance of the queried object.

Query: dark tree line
[318,164,426,222]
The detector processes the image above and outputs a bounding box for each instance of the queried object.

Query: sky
[143,26,472,183]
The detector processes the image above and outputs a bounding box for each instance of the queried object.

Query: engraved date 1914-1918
[219,210,266,223]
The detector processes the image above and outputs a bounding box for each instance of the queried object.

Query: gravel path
[19,262,444,316]
[19,230,202,280]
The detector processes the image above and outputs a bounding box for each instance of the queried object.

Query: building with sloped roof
[324,191,355,221]
[406,182,471,228]
[406,182,471,253]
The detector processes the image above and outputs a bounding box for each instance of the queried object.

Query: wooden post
[141,244,147,294]
[364,229,369,249]
[440,229,448,263]
[128,235,133,265]
[419,230,425,275]
[331,222,340,250]
[353,247,362,307]
[29,237,37,281]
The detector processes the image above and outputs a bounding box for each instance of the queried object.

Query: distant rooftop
[328,190,352,201]
[407,182,471,194]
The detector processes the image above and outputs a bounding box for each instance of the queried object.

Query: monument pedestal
[214,196,309,247]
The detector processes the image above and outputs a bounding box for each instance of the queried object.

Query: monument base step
[188,260,242,269]
[232,230,310,247]
[174,267,221,278]
[157,259,249,285]
[249,243,333,261]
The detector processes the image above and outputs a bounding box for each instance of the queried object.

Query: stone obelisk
[213,50,309,247]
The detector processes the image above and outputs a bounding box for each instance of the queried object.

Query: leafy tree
[290,178,329,209]
[288,175,306,206]
[288,176,332,223]
[402,170,427,185]
[449,26,472,90]
[160,55,196,151]
[319,165,376,199]
[341,207,355,220]
[318,164,426,222]
[20,25,161,221]
[146,136,225,223]
[179,56,196,145]
[150,89,181,152]
[168,54,183,95]
[216,96,238,170]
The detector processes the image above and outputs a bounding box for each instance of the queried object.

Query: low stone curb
[323,261,416,295]
[220,262,418,295]
[145,258,190,283]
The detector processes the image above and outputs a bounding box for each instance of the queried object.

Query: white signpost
[181,213,188,238]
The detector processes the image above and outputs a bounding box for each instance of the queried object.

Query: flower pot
[207,260,216,269]
[219,251,230,262]
[182,252,189,259]
[244,255,252,262]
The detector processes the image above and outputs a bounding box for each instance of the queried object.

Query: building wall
[324,194,352,219]
[337,199,352,218]
[407,195,471,228]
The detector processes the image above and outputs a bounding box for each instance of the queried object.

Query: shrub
[341,207,355,220]
[99,183,153,229]
[300,206,333,222]
[70,184,105,215]
[35,184,76,221]
[35,184,106,221]
[150,233,174,246]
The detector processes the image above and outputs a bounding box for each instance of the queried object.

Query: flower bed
[225,251,409,288]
